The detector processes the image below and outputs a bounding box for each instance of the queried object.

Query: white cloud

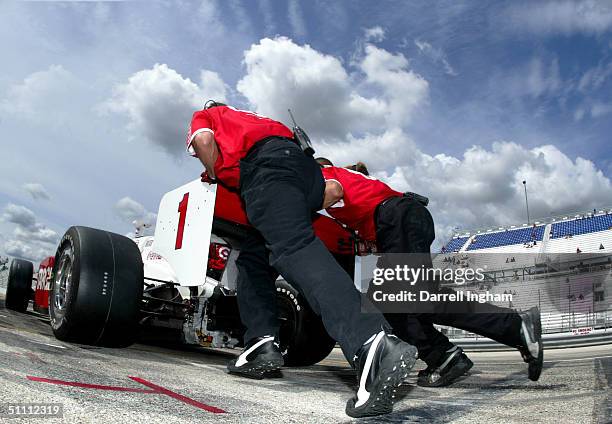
[23,183,51,201]
[574,99,612,121]
[574,107,586,121]
[2,203,37,229]
[14,225,58,244]
[3,239,41,262]
[503,1,612,36]
[288,0,307,37]
[0,4,609,261]
[257,0,276,34]
[414,39,457,76]
[238,37,378,139]
[0,65,87,124]
[316,130,612,243]
[214,37,612,243]
[591,102,612,118]
[578,62,612,92]
[102,64,227,157]
[525,57,561,98]
[114,196,157,231]
[237,37,428,141]
[228,0,252,35]
[2,204,58,243]
[360,44,429,127]
[2,238,52,263]
[364,26,385,43]
[197,0,220,22]
[1,203,58,262]
[199,69,228,101]
[491,56,563,102]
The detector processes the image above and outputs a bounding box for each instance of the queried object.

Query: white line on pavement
[549,354,612,363]
[26,340,67,349]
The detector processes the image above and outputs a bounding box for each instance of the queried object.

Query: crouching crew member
[318,161,544,387]
[186,102,417,418]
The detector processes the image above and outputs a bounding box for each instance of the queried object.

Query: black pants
[235,138,386,361]
[376,196,523,367]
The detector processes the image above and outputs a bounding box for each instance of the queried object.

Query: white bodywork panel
[134,236,179,285]
[355,254,379,293]
[220,248,241,291]
[151,179,217,287]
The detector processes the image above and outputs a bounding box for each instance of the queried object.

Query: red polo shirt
[321,166,402,241]
[187,106,294,188]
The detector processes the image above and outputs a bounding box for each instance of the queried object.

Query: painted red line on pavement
[129,376,226,414]
[27,375,227,414]
[27,376,156,393]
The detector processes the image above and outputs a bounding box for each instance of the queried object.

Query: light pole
[522,180,530,225]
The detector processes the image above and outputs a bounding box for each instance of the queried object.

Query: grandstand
[442,236,469,253]
[550,213,612,239]
[436,208,612,337]
[467,225,546,251]
[440,209,612,255]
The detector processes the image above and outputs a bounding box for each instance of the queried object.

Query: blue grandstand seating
[442,236,468,252]
[467,226,545,251]
[550,214,612,239]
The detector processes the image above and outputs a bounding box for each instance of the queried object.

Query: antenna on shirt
[288,109,315,156]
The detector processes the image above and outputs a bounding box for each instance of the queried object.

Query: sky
[1,0,612,261]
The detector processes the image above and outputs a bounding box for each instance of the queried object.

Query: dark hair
[345,162,369,175]
[315,157,334,167]
[204,100,227,109]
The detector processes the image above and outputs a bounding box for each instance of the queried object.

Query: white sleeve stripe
[342,167,378,180]
[324,178,343,189]
[187,128,214,155]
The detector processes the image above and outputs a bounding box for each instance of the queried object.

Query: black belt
[374,192,430,223]
[245,136,298,159]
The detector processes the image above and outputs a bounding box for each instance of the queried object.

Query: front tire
[276,280,335,366]
[5,259,33,312]
[49,226,143,347]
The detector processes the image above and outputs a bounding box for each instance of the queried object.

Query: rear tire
[5,259,33,312]
[49,226,143,347]
[276,280,335,366]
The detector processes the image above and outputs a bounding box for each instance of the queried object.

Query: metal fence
[0,269,7,294]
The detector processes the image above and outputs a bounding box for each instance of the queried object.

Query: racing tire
[49,226,143,347]
[5,259,33,312]
[276,280,336,366]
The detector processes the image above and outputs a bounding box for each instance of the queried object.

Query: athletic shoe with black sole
[345,331,418,418]
[417,346,474,387]
[227,336,284,380]
[518,306,544,381]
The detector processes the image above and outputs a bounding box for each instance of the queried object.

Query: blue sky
[1,0,612,260]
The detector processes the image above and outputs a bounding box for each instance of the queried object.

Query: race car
[3,179,365,366]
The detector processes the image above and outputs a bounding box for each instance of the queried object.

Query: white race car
[4,179,364,366]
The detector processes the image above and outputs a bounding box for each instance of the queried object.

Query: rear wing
[152,179,217,287]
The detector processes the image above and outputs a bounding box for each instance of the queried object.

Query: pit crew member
[319,162,544,387]
[187,102,417,418]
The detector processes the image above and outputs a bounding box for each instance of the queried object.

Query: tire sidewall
[275,279,335,366]
[49,230,80,334]
[48,226,143,347]
[276,280,303,356]
[5,259,33,312]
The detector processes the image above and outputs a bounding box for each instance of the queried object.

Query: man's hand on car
[201,171,217,184]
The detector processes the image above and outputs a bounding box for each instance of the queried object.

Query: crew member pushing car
[319,163,544,387]
[186,102,417,418]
